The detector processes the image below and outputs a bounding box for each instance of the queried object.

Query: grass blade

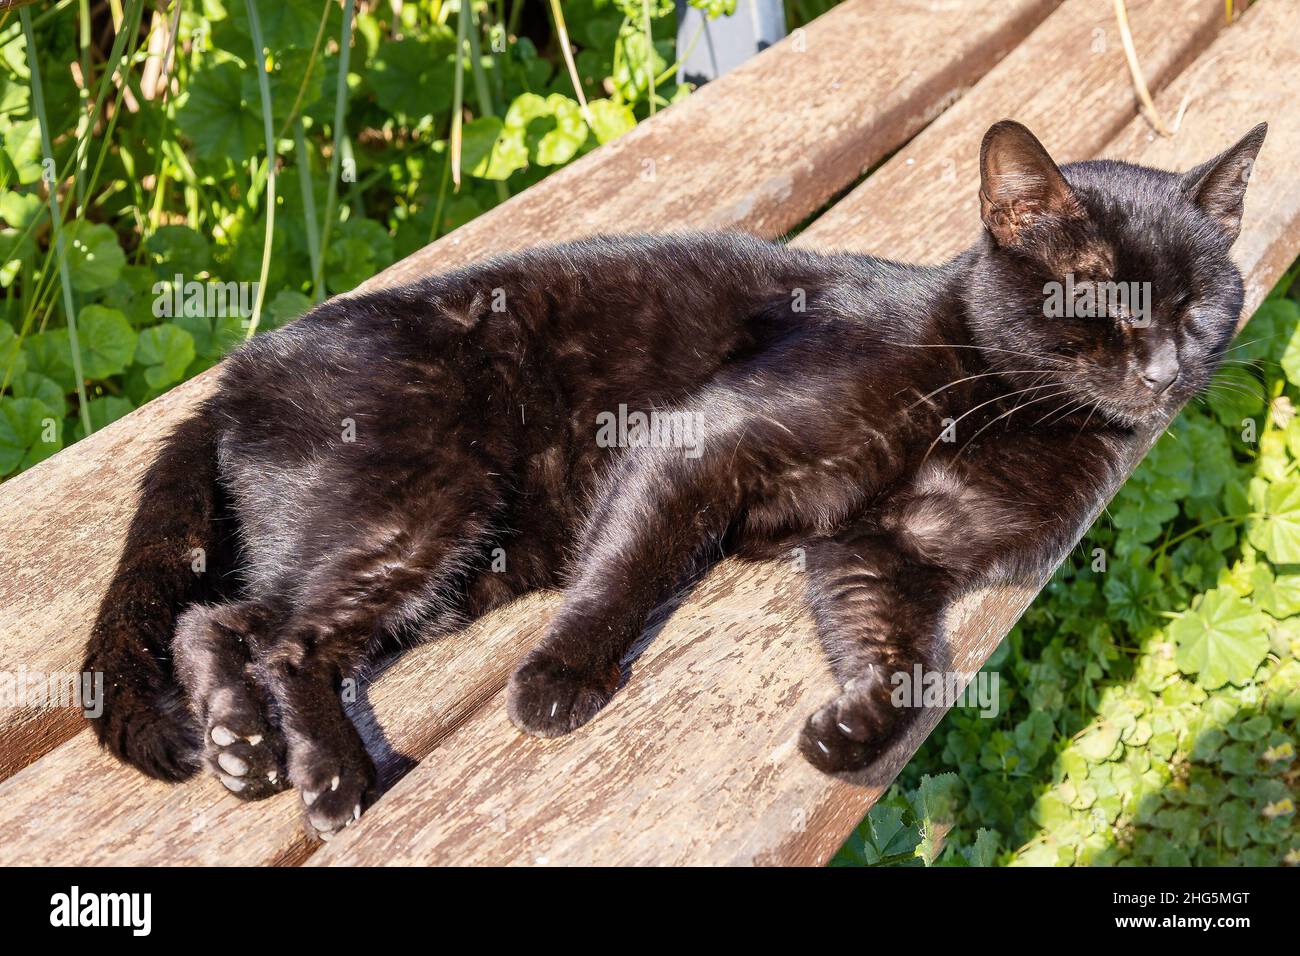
[243,0,276,339]
[315,0,355,303]
[21,7,92,436]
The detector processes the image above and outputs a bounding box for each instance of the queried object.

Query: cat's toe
[506,652,620,738]
[798,684,900,774]
[203,692,288,801]
[293,751,378,841]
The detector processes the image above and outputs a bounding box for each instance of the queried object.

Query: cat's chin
[1092,399,1178,430]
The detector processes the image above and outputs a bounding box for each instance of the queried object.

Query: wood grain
[0,0,1061,782]
[313,0,1295,866]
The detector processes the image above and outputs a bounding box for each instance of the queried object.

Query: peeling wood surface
[0,0,1060,782]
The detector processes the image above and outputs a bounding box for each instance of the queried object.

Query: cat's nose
[1140,361,1179,395]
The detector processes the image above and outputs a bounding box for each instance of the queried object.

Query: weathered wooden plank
[0,0,1060,782]
[0,599,547,866]
[313,0,1288,866]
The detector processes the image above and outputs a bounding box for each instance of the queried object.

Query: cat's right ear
[978,120,1083,248]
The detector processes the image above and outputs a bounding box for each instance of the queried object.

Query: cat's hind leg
[173,599,291,799]
[255,497,500,839]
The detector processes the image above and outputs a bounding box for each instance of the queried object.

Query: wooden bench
[1,0,1296,865]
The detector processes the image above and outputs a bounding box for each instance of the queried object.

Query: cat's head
[964,119,1267,428]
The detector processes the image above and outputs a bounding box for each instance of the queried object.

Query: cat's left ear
[1180,122,1268,245]
[978,120,1084,248]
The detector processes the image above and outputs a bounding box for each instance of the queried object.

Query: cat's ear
[978,120,1083,248]
[1180,122,1267,245]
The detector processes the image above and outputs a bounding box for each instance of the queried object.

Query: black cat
[84,120,1265,839]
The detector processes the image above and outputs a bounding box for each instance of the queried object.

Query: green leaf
[1248,477,1300,563]
[324,218,393,293]
[134,323,196,389]
[21,330,75,392]
[178,59,264,164]
[77,305,137,379]
[913,773,961,865]
[144,225,211,277]
[267,289,313,329]
[1013,711,1055,764]
[64,222,126,293]
[0,320,27,379]
[369,34,455,125]
[9,371,64,417]
[1171,589,1269,689]
[2,118,43,184]
[585,98,636,145]
[1076,721,1123,761]
[461,116,528,181]
[504,93,589,167]
[0,396,62,475]
[71,396,135,442]
[229,0,329,54]
[960,828,999,867]
[1250,564,1300,618]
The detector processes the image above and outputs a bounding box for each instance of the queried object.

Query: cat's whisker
[904,367,1058,411]
[951,387,1077,462]
[881,340,1072,368]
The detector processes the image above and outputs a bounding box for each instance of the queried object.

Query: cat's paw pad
[204,689,288,801]
[798,680,900,774]
[506,653,620,738]
[293,752,378,841]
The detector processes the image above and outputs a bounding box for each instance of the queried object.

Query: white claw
[353,804,362,821]
[219,773,247,793]
[330,775,340,792]
[246,734,263,746]
[550,701,558,718]
[816,740,830,756]
[211,725,237,747]
[837,722,853,735]
[318,830,333,843]
[217,752,248,776]
[303,789,320,806]
[267,770,278,783]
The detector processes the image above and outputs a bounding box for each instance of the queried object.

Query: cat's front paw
[291,745,379,842]
[506,652,621,738]
[798,678,901,774]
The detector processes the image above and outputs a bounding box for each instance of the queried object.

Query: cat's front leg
[799,530,951,773]
[508,445,736,737]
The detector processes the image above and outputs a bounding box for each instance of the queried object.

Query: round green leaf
[586,98,636,145]
[1248,477,1300,563]
[178,60,264,164]
[1171,589,1269,689]
[77,305,137,379]
[9,371,65,417]
[64,222,126,293]
[0,396,62,475]
[135,323,196,389]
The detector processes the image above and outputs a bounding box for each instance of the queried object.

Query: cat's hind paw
[797,680,901,774]
[506,652,621,738]
[203,689,289,801]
